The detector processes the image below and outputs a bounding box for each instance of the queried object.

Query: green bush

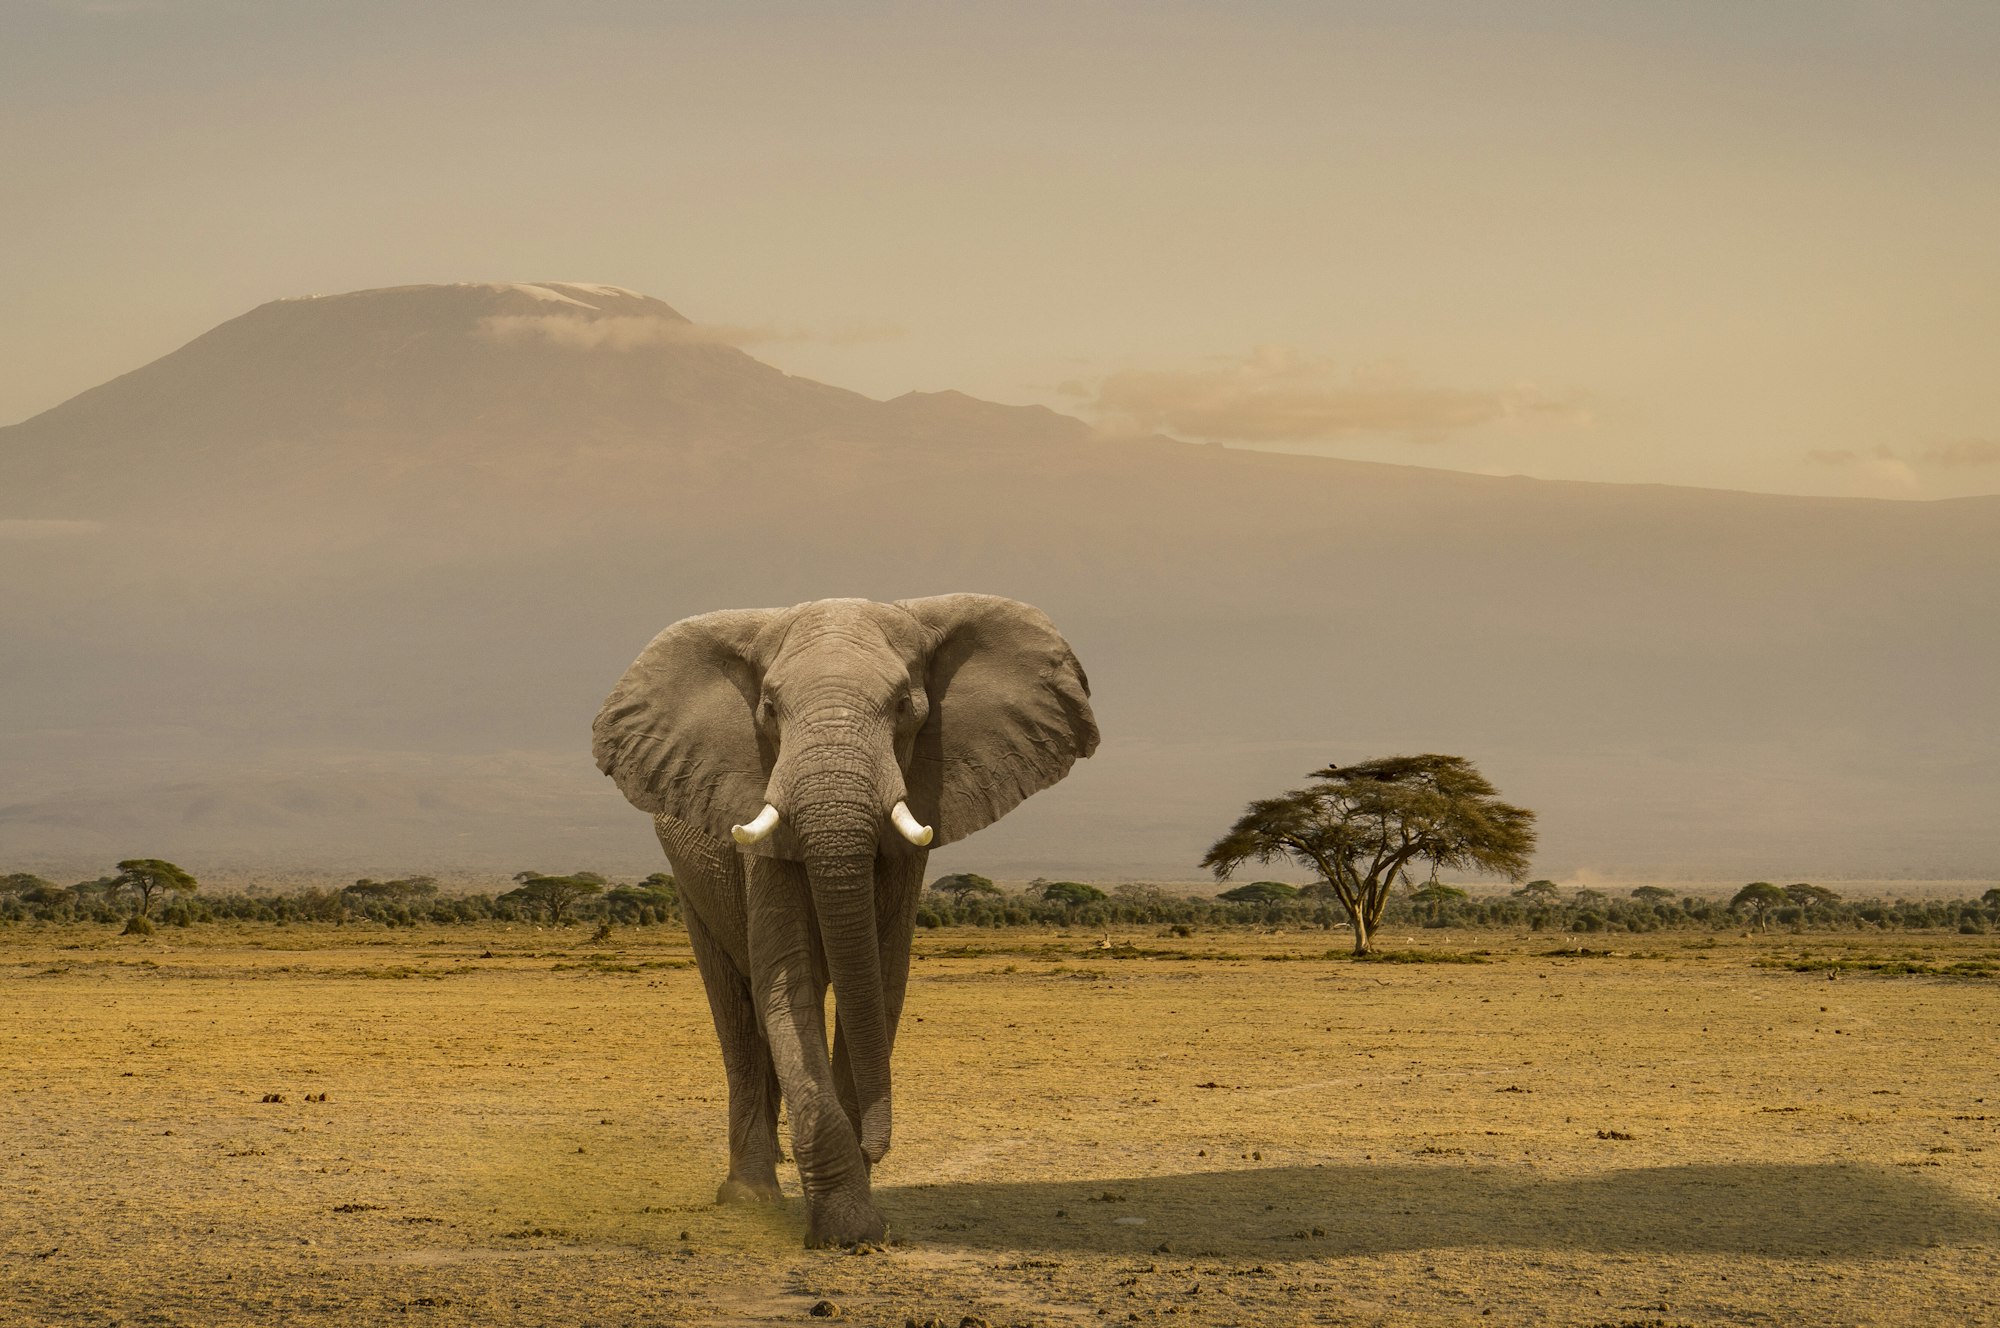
[1218,881,1300,904]
[1038,881,1107,906]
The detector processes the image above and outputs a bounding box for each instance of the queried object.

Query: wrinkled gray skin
[593,595,1097,1247]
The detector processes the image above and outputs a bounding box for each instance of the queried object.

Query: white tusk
[890,800,934,847]
[732,803,780,845]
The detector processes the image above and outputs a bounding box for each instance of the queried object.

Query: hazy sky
[6,1,1999,498]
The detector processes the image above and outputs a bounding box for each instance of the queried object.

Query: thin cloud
[813,321,907,347]
[1810,440,2000,471]
[1801,447,1921,496]
[1922,438,2000,468]
[1804,448,1878,466]
[476,314,902,352]
[1060,345,1586,444]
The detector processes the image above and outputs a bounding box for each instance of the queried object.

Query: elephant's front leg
[657,820,782,1203]
[747,858,885,1247]
[684,906,783,1203]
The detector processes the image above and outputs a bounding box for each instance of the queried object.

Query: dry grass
[3,922,1997,1326]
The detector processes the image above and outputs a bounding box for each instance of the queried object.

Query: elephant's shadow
[876,1161,1999,1259]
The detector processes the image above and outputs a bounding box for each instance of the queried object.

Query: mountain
[3,282,1996,884]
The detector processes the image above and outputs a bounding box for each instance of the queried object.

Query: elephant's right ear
[592,607,786,842]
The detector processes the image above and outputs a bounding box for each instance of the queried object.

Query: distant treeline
[0,871,681,929]
[915,877,2000,936]
[3,869,1997,935]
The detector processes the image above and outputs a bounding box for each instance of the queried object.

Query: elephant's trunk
[789,762,893,1166]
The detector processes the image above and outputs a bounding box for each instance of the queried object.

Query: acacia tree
[109,858,197,918]
[1784,882,1841,912]
[1410,880,1469,924]
[1112,882,1172,906]
[1219,881,1301,904]
[343,876,439,905]
[930,873,1002,906]
[504,871,606,926]
[1038,881,1106,906]
[1201,755,1536,955]
[1731,881,1787,931]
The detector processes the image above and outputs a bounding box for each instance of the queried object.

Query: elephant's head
[592,593,1097,1160]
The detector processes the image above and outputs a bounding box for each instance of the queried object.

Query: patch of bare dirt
[1,924,1995,1325]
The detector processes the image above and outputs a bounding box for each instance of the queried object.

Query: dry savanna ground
[3,921,1997,1327]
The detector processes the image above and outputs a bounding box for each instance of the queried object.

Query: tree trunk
[1362,888,1391,952]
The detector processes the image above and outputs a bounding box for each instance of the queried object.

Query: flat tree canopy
[109,859,197,918]
[1410,881,1469,922]
[604,873,677,909]
[930,873,1001,904]
[1217,881,1300,904]
[1730,881,1787,930]
[343,876,439,903]
[1112,883,1173,905]
[1202,754,1535,954]
[1038,880,1107,906]
[503,871,606,926]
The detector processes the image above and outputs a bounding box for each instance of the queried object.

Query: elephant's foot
[803,1191,887,1249]
[716,1171,783,1205]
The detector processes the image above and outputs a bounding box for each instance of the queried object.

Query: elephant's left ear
[591,607,785,843]
[895,594,1099,848]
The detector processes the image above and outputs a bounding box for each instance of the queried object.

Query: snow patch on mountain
[507,283,600,308]
[270,282,662,315]
[476,313,735,351]
[547,282,644,301]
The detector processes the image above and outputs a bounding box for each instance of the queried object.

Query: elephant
[592,594,1097,1247]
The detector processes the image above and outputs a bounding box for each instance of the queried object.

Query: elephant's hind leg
[685,902,783,1203]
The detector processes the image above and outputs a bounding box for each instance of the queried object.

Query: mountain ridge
[2,282,1995,882]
